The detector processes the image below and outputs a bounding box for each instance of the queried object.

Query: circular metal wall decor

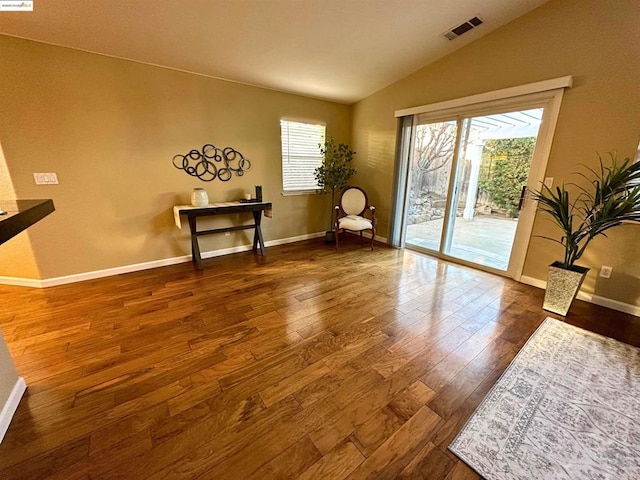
[172,144,251,182]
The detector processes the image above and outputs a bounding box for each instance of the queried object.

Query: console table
[173,201,272,269]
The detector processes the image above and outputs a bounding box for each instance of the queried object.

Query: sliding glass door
[402,101,551,277]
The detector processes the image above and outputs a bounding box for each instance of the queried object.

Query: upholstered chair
[334,186,376,250]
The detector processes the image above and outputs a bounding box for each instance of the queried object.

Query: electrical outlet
[224,231,231,236]
[599,265,613,278]
[544,177,553,188]
[33,173,59,185]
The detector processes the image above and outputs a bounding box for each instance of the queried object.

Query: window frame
[280,119,326,195]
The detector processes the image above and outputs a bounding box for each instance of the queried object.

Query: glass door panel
[445,109,543,270]
[404,119,458,252]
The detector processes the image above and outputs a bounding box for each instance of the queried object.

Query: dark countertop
[0,199,55,246]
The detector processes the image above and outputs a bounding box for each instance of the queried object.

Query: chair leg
[370,226,375,250]
[360,231,363,245]
[335,225,340,250]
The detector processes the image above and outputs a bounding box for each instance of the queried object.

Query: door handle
[518,186,527,211]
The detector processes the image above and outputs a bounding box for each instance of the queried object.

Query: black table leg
[187,215,204,270]
[252,211,266,256]
[252,220,259,252]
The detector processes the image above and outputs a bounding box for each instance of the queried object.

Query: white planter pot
[543,261,589,316]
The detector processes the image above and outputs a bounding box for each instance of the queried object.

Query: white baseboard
[575,292,640,317]
[0,277,43,288]
[360,232,389,244]
[4,239,635,319]
[520,275,640,317]
[1,255,194,288]
[520,276,547,290]
[0,231,326,289]
[0,377,26,444]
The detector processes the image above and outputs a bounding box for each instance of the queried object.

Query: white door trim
[508,89,566,281]
[394,76,573,118]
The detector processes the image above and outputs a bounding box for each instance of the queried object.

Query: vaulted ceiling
[0,0,550,104]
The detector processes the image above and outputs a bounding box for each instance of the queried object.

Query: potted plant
[314,138,357,242]
[532,152,640,315]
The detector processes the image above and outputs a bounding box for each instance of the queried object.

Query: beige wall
[0,35,351,279]
[0,143,40,278]
[351,0,640,307]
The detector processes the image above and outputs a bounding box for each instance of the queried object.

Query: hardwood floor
[0,239,638,479]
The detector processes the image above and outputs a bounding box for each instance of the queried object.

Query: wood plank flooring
[0,239,638,479]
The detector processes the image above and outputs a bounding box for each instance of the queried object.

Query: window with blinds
[281,119,326,192]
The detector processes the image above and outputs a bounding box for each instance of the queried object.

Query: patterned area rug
[450,317,640,479]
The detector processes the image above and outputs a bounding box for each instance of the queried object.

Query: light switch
[543,177,553,188]
[34,173,59,185]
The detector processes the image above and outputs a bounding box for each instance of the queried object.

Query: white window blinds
[281,120,326,192]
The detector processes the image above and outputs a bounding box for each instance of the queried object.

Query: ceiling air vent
[442,16,483,40]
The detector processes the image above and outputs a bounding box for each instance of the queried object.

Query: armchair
[334,186,376,250]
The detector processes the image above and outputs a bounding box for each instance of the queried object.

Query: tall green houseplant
[533,152,640,315]
[314,138,357,236]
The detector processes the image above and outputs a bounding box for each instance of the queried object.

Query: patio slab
[405,214,518,270]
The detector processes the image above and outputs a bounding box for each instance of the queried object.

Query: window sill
[281,190,322,197]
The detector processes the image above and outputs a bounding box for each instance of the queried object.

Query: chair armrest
[369,205,376,224]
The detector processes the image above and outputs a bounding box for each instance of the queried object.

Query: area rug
[449,317,640,479]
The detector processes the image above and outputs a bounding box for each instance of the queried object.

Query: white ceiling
[0,0,550,104]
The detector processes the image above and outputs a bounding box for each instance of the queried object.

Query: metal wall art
[172,144,251,182]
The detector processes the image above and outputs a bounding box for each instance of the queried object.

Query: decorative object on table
[532,152,640,315]
[450,317,640,480]
[172,143,251,182]
[335,186,376,250]
[190,187,209,207]
[255,185,263,202]
[314,138,357,243]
